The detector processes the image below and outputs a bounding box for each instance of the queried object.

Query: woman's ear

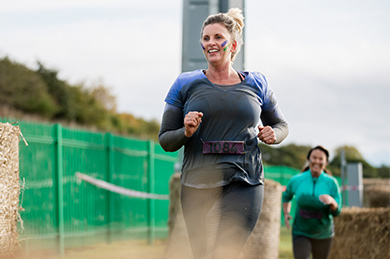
[230,40,237,52]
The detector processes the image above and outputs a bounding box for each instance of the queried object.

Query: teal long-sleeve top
[282,170,342,239]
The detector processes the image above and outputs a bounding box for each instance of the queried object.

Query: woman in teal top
[282,146,342,259]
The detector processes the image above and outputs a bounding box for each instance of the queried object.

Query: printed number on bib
[202,141,245,155]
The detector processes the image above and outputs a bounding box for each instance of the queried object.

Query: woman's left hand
[257,126,276,145]
[319,194,338,211]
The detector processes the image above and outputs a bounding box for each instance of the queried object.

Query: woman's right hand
[284,214,292,229]
[184,111,203,137]
[319,194,338,211]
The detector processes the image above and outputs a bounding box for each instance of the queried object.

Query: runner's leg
[293,235,312,259]
[211,182,263,259]
[181,185,221,259]
[312,237,333,259]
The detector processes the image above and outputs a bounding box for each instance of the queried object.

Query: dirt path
[16,239,168,259]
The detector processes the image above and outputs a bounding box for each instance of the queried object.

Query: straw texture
[239,179,283,259]
[0,123,21,259]
[363,178,390,208]
[330,207,390,259]
[166,174,283,259]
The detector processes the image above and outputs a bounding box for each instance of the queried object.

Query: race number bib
[202,141,245,155]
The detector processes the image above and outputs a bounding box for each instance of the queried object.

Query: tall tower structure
[181,0,245,72]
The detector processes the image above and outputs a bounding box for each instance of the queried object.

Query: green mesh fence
[0,118,178,254]
[1,117,343,255]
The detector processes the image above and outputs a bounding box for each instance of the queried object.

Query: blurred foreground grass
[279,226,293,259]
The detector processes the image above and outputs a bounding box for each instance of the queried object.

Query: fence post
[340,149,347,206]
[56,124,65,255]
[105,133,114,244]
[147,140,155,245]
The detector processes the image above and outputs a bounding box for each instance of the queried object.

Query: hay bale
[0,123,21,259]
[239,179,283,259]
[365,185,390,208]
[363,178,390,187]
[330,207,390,259]
[363,178,390,208]
[166,177,283,259]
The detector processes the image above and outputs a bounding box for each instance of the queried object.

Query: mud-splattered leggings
[181,181,264,259]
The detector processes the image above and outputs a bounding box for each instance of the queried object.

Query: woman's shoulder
[176,69,205,83]
[168,70,205,95]
[241,71,269,93]
[285,171,310,191]
[290,170,310,182]
[244,71,267,83]
[165,70,205,106]
[321,172,340,185]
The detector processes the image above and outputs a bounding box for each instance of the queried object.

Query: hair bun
[227,8,244,35]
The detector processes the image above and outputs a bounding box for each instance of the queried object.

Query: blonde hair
[200,8,245,61]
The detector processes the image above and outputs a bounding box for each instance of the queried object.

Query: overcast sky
[1,0,389,167]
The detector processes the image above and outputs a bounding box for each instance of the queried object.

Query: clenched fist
[257,125,276,144]
[184,111,203,137]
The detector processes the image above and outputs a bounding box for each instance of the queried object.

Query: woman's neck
[310,170,322,178]
[205,65,240,85]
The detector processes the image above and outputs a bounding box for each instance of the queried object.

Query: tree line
[259,144,389,178]
[0,56,160,140]
[0,56,388,178]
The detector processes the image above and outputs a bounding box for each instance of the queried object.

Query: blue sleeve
[249,72,273,110]
[164,70,204,108]
[257,73,273,111]
[165,76,184,108]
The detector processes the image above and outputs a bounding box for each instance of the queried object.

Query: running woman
[159,8,289,259]
[282,146,342,259]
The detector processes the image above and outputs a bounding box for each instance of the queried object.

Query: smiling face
[308,149,328,177]
[201,23,235,67]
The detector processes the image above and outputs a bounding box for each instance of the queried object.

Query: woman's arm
[319,179,342,216]
[159,103,203,152]
[282,181,294,229]
[282,202,293,229]
[158,104,189,152]
[260,102,289,144]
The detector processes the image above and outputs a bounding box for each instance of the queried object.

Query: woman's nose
[311,159,321,164]
[315,159,324,165]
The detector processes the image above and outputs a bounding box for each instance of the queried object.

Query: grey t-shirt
[159,69,288,188]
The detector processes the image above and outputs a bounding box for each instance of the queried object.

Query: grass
[279,226,294,259]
